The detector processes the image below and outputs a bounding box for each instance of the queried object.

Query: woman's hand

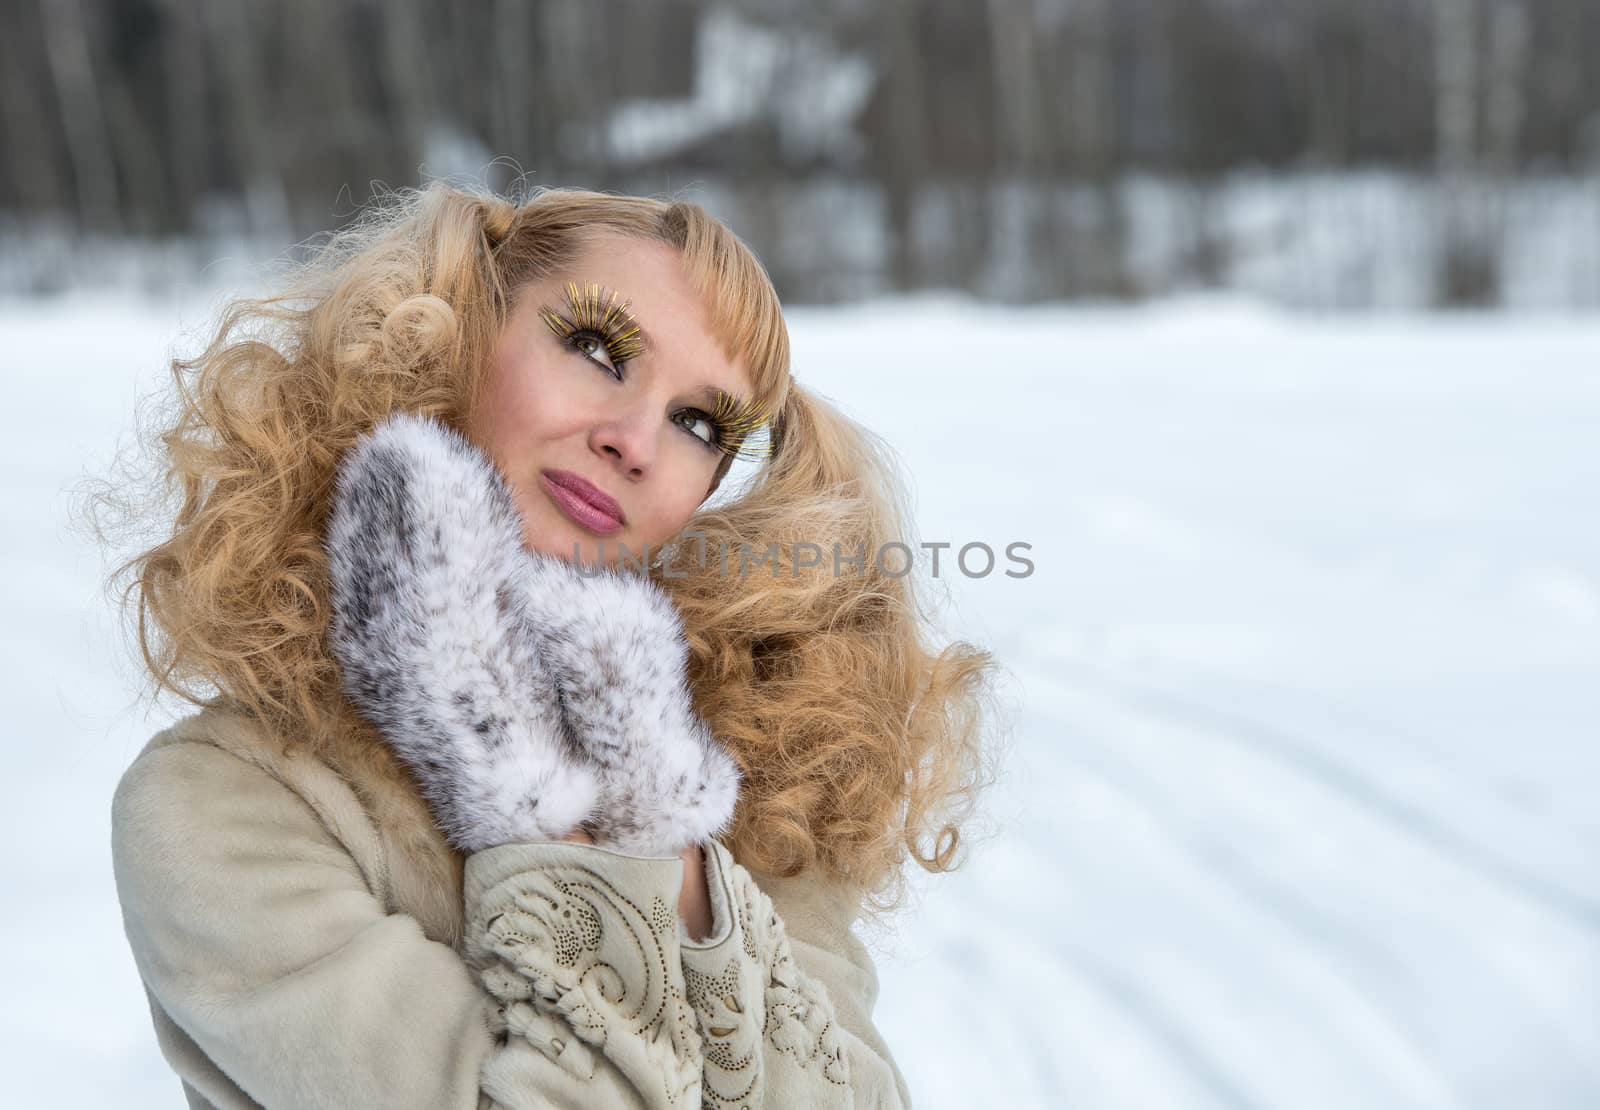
[675,842,714,942]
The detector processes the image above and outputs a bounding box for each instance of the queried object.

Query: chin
[515,506,583,564]
[528,537,578,563]
[528,531,619,570]
[518,522,574,562]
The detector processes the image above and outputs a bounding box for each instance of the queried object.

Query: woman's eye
[572,332,620,375]
[677,411,718,447]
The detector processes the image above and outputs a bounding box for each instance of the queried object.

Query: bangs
[668,205,792,412]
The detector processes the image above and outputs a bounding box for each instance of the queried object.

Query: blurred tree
[40,0,121,231]
[2,0,1598,305]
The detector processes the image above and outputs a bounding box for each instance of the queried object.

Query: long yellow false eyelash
[710,391,777,462]
[539,280,646,363]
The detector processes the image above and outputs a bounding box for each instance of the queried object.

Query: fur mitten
[519,557,744,858]
[324,412,741,859]
[324,413,603,852]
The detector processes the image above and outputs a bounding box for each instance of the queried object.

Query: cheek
[479,357,573,455]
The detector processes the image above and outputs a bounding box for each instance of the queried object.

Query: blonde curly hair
[93,181,1004,916]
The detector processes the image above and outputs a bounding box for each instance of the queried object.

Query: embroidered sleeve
[679,843,910,1109]
[463,841,705,1108]
[111,738,712,1110]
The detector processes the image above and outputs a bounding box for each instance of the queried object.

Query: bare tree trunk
[539,0,610,176]
[490,0,535,178]
[1433,0,1499,305]
[1433,0,1477,190]
[1305,6,1358,167]
[203,0,289,235]
[161,0,207,231]
[0,7,64,215]
[381,0,435,175]
[38,0,121,231]
[98,67,171,236]
[1483,0,1529,303]
[1485,0,1528,174]
[1070,0,1131,298]
[877,0,929,291]
[285,0,363,182]
[986,0,1040,297]
[987,0,1039,173]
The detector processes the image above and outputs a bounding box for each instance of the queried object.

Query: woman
[106,182,999,1108]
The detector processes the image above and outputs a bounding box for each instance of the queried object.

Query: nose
[589,399,657,480]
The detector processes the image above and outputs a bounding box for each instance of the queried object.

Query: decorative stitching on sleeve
[685,953,761,1107]
[743,881,850,1088]
[466,864,703,1104]
[686,861,852,1105]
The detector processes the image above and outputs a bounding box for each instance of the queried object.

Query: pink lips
[540,469,626,535]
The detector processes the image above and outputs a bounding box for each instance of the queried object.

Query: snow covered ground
[4,288,1596,1107]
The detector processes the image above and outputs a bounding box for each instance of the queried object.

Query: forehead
[540,234,750,388]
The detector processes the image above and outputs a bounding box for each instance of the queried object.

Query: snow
[4,287,1596,1107]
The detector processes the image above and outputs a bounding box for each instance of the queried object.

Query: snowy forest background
[5,0,1600,308]
[4,2,1598,1108]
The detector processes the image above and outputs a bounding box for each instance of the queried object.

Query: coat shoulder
[112,706,382,896]
[112,703,466,947]
[114,705,383,861]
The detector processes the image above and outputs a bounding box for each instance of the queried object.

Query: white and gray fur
[521,555,744,858]
[324,412,741,858]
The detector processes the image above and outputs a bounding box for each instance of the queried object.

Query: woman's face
[468,233,754,566]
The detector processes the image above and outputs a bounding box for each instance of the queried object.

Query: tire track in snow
[932,897,1259,1110]
[1052,939,1272,1110]
[1044,721,1415,982]
[1020,701,1482,1110]
[1013,661,1600,1098]
[1095,653,1583,832]
[1040,656,1600,935]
